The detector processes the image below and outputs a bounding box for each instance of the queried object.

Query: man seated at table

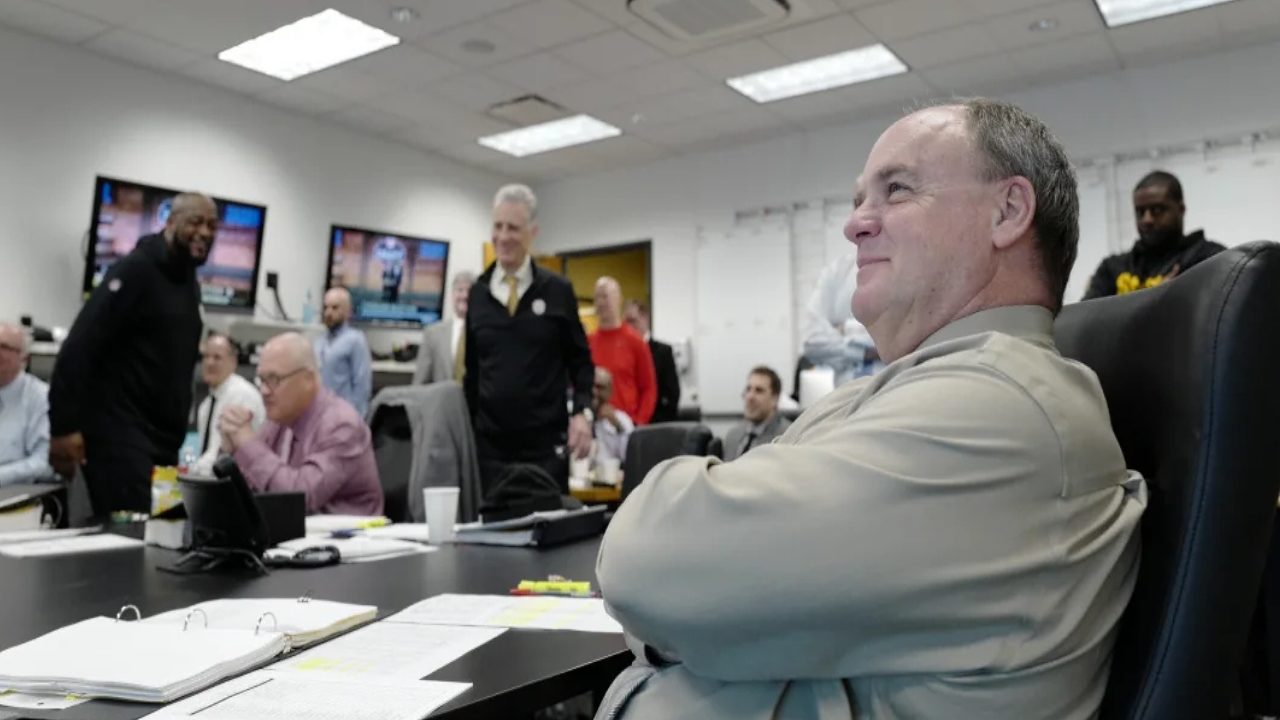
[0,323,54,485]
[722,365,791,461]
[592,367,633,464]
[594,99,1146,719]
[218,332,383,515]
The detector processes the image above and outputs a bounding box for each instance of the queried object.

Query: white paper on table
[362,523,434,543]
[266,536,433,564]
[0,526,101,545]
[268,622,504,681]
[0,690,91,709]
[140,671,470,720]
[387,594,623,634]
[0,533,142,557]
[303,515,391,536]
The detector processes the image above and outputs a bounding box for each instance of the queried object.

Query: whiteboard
[695,220,794,415]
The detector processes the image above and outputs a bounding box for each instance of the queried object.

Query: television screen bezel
[324,223,451,329]
[85,175,268,315]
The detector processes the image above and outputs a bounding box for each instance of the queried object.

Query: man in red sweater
[588,277,657,425]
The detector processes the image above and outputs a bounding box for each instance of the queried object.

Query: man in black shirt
[1083,170,1225,300]
[49,193,214,515]
[624,299,680,423]
[464,184,593,493]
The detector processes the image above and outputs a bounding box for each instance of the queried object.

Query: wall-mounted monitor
[85,176,267,312]
[325,224,450,327]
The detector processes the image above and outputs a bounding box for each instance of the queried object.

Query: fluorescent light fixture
[478,115,622,158]
[1094,0,1240,27]
[218,9,400,81]
[726,44,908,104]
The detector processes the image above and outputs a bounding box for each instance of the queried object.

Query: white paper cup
[570,457,590,480]
[599,457,621,486]
[424,487,460,544]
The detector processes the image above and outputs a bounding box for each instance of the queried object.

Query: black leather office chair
[621,422,714,501]
[368,404,413,523]
[1054,242,1280,720]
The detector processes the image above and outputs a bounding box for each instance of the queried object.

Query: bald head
[166,192,217,267]
[322,287,353,330]
[262,332,316,371]
[257,332,319,424]
[593,276,623,329]
[0,323,27,387]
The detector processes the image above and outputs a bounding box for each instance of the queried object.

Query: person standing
[589,277,656,425]
[48,193,213,515]
[315,287,373,417]
[413,271,475,385]
[623,300,680,423]
[465,184,593,493]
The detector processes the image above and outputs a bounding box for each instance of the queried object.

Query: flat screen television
[325,224,450,327]
[85,176,267,312]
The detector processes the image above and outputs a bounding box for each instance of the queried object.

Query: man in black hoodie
[48,193,214,515]
[1083,170,1225,300]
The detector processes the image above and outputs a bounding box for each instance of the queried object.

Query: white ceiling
[3,0,1279,181]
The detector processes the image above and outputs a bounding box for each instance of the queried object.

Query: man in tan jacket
[594,99,1147,720]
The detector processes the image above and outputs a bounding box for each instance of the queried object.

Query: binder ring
[298,591,312,604]
[183,608,208,631]
[115,605,141,622]
[255,611,278,635]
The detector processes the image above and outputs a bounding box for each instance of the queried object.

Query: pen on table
[509,588,600,598]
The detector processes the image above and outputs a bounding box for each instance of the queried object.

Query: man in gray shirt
[315,287,373,417]
[0,323,53,485]
[722,365,790,461]
[595,99,1147,719]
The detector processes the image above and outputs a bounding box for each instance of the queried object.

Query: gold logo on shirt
[1115,272,1169,295]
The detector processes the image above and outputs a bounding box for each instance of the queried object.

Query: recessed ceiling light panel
[478,115,622,157]
[1094,0,1239,27]
[726,43,908,103]
[218,9,400,81]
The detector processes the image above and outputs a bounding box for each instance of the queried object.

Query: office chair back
[369,404,414,523]
[1054,242,1280,720]
[622,422,714,500]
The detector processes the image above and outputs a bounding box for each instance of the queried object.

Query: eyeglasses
[0,342,22,355]
[254,367,307,391]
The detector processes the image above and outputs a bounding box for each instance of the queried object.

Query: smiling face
[492,201,536,273]
[167,194,217,267]
[845,106,1005,360]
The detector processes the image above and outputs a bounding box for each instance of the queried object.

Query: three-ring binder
[115,605,140,622]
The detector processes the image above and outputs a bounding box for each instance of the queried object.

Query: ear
[991,176,1036,250]
[530,222,540,242]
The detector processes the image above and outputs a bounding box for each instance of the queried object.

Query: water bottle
[302,288,316,325]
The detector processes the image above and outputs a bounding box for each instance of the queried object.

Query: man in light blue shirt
[315,287,372,417]
[0,323,54,485]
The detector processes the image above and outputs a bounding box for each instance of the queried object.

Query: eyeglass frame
[254,366,309,391]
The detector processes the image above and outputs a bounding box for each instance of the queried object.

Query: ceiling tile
[982,0,1107,51]
[422,140,510,168]
[562,0,643,28]
[37,0,158,25]
[421,71,524,112]
[258,84,352,116]
[957,0,1059,19]
[599,84,754,128]
[554,29,666,76]
[330,105,415,135]
[768,73,934,125]
[684,38,791,80]
[855,0,977,41]
[84,29,203,72]
[343,44,464,89]
[0,0,108,43]
[1217,0,1280,46]
[889,23,1002,70]
[919,52,1019,95]
[323,0,530,40]
[833,0,885,9]
[417,18,542,68]
[181,59,285,95]
[763,13,877,61]
[1005,32,1120,87]
[1107,8,1220,65]
[125,0,319,54]
[544,58,706,113]
[295,64,403,103]
[486,0,612,50]
[541,76,637,115]
[489,51,594,93]
[379,100,513,143]
[632,105,790,148]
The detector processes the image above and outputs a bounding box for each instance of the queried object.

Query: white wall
[0,24,501,348]
[535,38,1280,349]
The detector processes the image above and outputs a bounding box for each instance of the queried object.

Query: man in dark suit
[624,300,680,423]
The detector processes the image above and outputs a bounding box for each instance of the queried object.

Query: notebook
[0,616,287,703]
[146,598,377,648]
[452,506,607,547]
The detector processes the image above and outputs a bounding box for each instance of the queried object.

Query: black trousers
[81,437,156,516]
[475,426,569,497]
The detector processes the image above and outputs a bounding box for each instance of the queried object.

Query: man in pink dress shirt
[219,332,383,516]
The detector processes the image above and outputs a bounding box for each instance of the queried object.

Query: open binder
[145,596,376,648]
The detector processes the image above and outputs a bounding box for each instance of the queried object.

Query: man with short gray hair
[0,323,54,485]
[413,270,476,385]
[595,99,1145,719]
[465,184,593,495]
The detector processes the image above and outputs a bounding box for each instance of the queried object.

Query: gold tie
[504,275,519,316]
[453,326,466,382]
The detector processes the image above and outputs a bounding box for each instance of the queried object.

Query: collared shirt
[451,317,464,360]
[232,387,383,516]
[192,373,265,476]
[596,305,1147,720]
[315,323,373,417]
[0,373,53,485]
[723,410,791,462]
[594,408,634,464]
[489,254,533,306]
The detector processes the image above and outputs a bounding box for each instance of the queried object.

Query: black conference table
[0,532,631,719]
